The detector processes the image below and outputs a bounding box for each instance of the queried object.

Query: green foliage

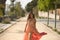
[21,9,25,17]
[2,18,10,24]
[0,9,3,17]
[49,0,60,9]
[9,2,25,19]
[14,2,25,18]
[0,4,5,17]
[38,0,45,11]
[10,7,14,12]
[25,0,38,12]
[25,2,33,12]
[9,2,21,19]
[49,0,55,10]
[38,0,60,11]
[14,2,22,18]
[38,0,50,11]
[32,0,38,7]
[15,2,21,12]
[10,0,15,2]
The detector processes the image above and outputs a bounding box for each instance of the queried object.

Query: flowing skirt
[24,32,47,40]
[31,32,47,40]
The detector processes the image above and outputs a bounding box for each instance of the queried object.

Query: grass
[2,20,10,24]
[39,17,52,19]
[54,29,57,32]
[0,28,3,33]
[58,32,60,34]
[54,29,60,34]
[39,17,47,19]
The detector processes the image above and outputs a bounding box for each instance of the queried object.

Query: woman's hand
[24,29,26,32]
[24,23,27,32]
[40,32,47,36]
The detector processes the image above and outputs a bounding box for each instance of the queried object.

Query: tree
[32,0,38,7]
[25,2,33,12]
[56,0,60,20]
[15,2,25,18]
[25,0,38,17]
[38,0,50,11]
[15,2,21,18]
[32,0,38,18]
[0,0,6,22]
[49,0,60,20]
[9,0,16,20]
[25,0,38,12]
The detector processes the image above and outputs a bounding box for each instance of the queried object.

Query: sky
[6,0,32,9]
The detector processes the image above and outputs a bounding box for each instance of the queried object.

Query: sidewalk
[36,18,60,32]
[36,22,60,40]
[0,18,21,33]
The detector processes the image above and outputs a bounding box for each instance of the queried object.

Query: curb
[0,23,16,34]
[0,18,21,34]
[44,24,60,34]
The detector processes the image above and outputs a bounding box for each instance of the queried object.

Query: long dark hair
[27,10,35,20]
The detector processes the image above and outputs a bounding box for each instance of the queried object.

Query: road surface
[0,17,60,40]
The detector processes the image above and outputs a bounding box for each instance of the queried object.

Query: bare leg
[24,33,29,40]
[29,33,32,40]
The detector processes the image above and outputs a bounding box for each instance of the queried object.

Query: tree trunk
[59,15,60,20]
[33,6,38,18]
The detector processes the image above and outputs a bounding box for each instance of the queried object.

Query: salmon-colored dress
[31,32,47,40]
[24,19,47,40]
[26,19,36,33]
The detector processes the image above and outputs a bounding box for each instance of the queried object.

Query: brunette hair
[27,10,35,20]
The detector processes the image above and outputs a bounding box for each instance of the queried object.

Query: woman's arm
[24,22,28,32]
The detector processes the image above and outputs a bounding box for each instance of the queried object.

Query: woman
[24,10,47,40]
